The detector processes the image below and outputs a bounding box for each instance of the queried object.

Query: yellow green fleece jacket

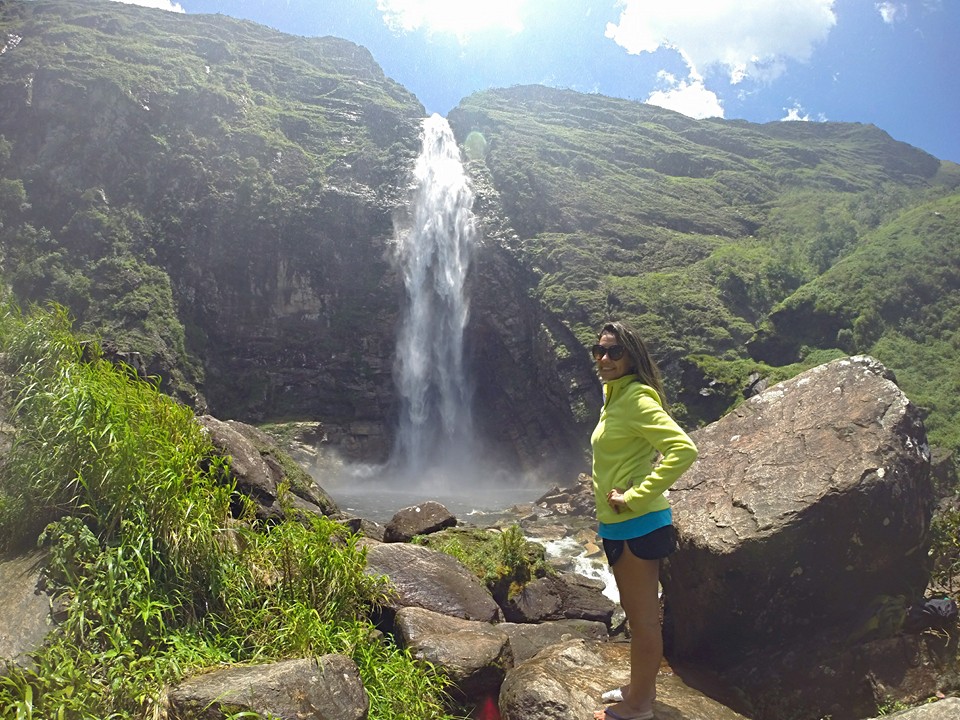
[591,374,698,526]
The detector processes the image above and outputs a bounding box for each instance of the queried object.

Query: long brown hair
[598,320,668,409]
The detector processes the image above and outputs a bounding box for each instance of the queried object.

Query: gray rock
[663,356,932,668]
[364,542,501,622]
[499,618,609,664]
[383,500,456,543]
[0,550,53,669]
[339,515,387,542]
[198,415,337,520]
[498,639,748,720]
[394,606,511,699]
[167,655,367,720]
[501,572,615,626]
[716,631,958,720]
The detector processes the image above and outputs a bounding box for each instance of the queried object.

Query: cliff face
[2,1,959,474]
[0,0,594,472]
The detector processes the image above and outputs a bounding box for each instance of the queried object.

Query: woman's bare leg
[594,547,661,719]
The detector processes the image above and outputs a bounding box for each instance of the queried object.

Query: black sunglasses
[591,344,625,361]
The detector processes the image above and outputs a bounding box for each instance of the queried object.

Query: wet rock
[383,500,456,542]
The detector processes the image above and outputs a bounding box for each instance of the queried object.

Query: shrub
[0,302,455,719]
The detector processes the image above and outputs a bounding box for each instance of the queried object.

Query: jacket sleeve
[621,387,698,511]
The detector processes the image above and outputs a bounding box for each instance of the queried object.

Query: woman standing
[590,321,698,720]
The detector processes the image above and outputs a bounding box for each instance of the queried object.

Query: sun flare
[377,0,528,40]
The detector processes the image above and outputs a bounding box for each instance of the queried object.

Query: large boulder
[500,572,616,626]
[198,415,337,521]
[364,542,501,624]
[498,639,749,720]
[394,606,511,700]
[167,655,367,720]
[383,501,457,542]
[662,356,935,717]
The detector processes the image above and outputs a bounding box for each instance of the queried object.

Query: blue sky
[113,0,958,163]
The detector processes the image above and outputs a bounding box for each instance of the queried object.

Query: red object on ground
[473,695,501,720]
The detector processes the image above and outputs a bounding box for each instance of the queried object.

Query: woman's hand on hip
[606,488,628,513]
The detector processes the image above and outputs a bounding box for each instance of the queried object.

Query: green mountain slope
[449,86,960,451]
[750,194,960,452]
[0,0,424,404]
[1,1,959,467]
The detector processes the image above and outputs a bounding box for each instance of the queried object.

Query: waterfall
[390,114,477,481]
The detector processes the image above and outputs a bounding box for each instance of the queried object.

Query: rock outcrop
[662,356,935,719]
[167,655,367,720]
[364,542,502,624]
[498,639,749,720]
[198,415,338,520]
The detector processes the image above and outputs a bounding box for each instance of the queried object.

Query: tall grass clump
[0,302,454,720]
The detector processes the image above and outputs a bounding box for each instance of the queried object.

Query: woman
[590,321,698,720]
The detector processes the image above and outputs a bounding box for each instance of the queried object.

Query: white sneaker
[601,688,624,703]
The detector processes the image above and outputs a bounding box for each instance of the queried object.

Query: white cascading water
[390,113,477,482]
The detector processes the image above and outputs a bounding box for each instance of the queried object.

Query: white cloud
[780,103,827,122]
[606,0,836,84]
[876,2,906,24]
[646,71,724,119]
[109,0,184,12]
[376,0,526,41]
[781,105,810,122]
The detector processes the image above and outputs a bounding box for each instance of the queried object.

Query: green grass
[414,524,553,602]
[0,302,457,720]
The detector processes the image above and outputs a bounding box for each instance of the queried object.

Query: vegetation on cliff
[1,0,959,475]
[0,303,455,719]
[448,85,960,463]
[0,0,424,415]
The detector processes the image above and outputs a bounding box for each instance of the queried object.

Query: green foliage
[0,303,455,719]
[929,501,960,594]
[449,86,960,454]
[758,194,960,455]
[0,0,425,411]
[415,525,552,599]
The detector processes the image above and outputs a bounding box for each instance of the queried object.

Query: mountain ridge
[1,0,958,468]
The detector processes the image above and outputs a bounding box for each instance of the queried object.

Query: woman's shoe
[603,708,654,720]
[601,688,624,703]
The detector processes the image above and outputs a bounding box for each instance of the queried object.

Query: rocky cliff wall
[0,1,597,474]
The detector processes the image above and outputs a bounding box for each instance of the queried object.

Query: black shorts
[602,524,677,566]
